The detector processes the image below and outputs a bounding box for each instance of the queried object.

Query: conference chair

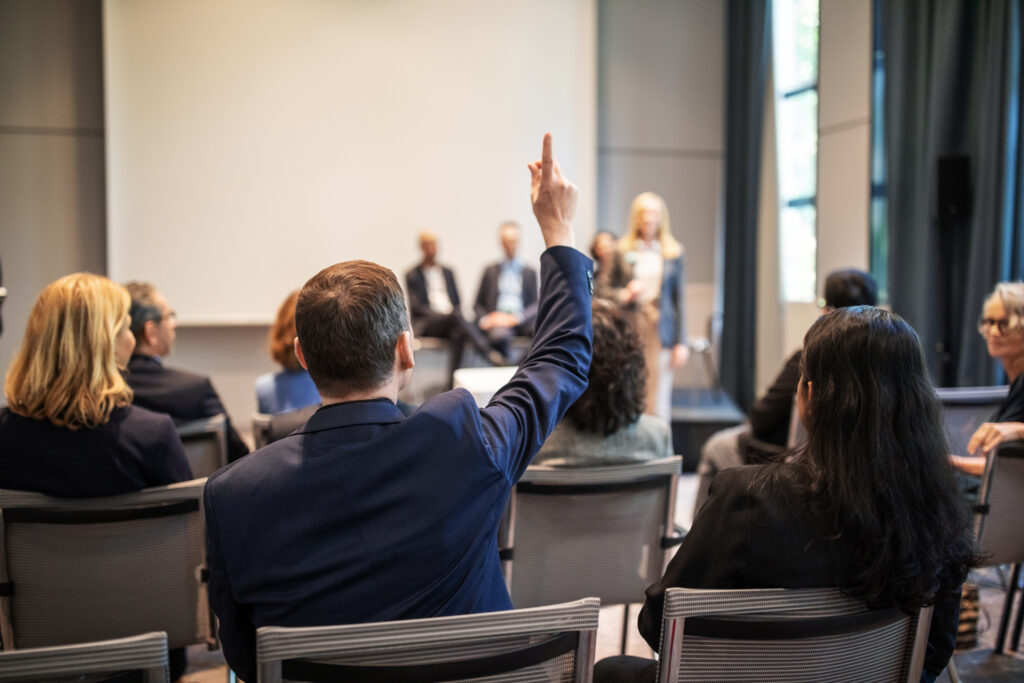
[252,405,319,449]
[972,440,1024,653]
[176,413,229,477]
[0,631,169,682]
[500,457,684,653]
[655,587,931,683]
[935,385,1009,456]
[255,597,600,683]
[0,479,217,655]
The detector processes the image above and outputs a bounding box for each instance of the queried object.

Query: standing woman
[616,192,688,420]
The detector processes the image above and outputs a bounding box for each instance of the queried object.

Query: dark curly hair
[784,306,979,612]
[566,299,646,435]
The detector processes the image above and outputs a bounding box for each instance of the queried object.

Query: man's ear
[294,337,308,370]
[142,319,160,348]
[396,330,415,372]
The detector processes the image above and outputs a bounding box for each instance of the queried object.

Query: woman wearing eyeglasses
[951,282,1024,475]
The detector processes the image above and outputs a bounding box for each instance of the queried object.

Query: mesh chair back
[975,442,1024,566]
[657,587,929,683]
[252,405,318,449]
[506,458,681,608]
[0,480,212,651]
[256,597,599,683]
[0,631,169,682]
[176,414,228,477]
[935,385,1008,456]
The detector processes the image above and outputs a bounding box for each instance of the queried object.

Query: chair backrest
[252,405,318,449]
[0,479,214,651]
[256,597,599,683]
[176,413,228,477]
[935,385,1009,456]
[503,457,682,608]
[974,441,1024,566]
[0,631,169,682]
[657,587,930,683]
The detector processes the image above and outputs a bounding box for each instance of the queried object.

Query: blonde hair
[985,281,1024,331]
[5,273,133,429]
[269,290,301,370]
[619,191,683,259]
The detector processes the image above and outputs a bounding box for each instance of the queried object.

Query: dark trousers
[415,312,493,386]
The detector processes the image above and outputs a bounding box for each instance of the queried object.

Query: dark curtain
[719,0,771,411]
[885,0,1024,386]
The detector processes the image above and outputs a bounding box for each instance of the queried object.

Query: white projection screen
[104,0,596,324]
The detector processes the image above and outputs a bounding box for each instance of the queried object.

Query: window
[773,0,820,303]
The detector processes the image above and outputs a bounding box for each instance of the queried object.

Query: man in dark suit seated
[473,221,539,360]
[406,230,505,386]
[123,282,250,462]
[203,134,591,683]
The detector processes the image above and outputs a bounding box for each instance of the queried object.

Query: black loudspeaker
[937,155,971,220]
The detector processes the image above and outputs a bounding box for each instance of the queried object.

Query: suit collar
[301,398,405,433]
[128,354,163,369]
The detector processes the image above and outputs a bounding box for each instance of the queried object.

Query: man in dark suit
[123,282,250,462]
[204,134,590,682]
[406,230,503,384]
[473,221,539,359]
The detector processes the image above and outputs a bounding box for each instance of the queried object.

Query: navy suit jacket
[473,262,539,327]
[126,355,249,462]
[204,247,593,681]
[0,405,193,497]
[405,263,461,328]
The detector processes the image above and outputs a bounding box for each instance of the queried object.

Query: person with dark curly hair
[595,307,979,683]
[533,298,672,466]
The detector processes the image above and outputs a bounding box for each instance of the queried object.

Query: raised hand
[528,132,577,249]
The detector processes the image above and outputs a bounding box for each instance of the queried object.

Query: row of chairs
[0,587,933,683]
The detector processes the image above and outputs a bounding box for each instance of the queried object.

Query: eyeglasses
[978,318,1012,335]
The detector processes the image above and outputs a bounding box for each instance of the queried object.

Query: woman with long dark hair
[597,307,978,683]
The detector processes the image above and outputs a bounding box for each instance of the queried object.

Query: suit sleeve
[520,267,539,326]
[146,415,194,485]
[668,255,686,345]
[748,350,802,442]
[445,268,461,309]
[199,379,250,462]
[205,482,258,683]
[478,247,592,482]
[638,468,752,651]
[406,269,431,320]
[473,268,491,321]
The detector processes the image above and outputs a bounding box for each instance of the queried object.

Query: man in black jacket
[124,282,249,462]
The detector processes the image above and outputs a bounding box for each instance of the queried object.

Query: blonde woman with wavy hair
[608,191,689,421]
[0,273,192,499]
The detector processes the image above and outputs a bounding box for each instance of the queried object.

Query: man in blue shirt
[474,221,539,361]
[203,134,593,682]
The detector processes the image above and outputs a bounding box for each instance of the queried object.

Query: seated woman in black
[596,307,978,683]
[0,273,192,678]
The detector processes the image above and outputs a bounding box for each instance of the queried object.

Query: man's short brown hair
[296,261,410,396]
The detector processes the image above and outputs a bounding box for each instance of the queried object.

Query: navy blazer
[204,247,593,681]
[405,263,461,327]
[125,355,249,462]
[0,405,193,497]
[473,262,539,326]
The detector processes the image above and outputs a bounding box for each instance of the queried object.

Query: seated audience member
[534,299,671,466]
[255,291,320,414]
[473,221,538,359]
[406,230,503,383]
[590,230,619,299]
[0,273,193,680]
[595,307,978,683]
[204,134,591,682]
[124,281,249,462]
[693,268,878,512]
[952,281,1024,475]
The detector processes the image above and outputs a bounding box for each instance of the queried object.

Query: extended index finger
[540,132,553,184]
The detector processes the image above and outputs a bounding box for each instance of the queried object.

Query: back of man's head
[824,269,878,309]
[296,261,409,397]
[124,281,161,343]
